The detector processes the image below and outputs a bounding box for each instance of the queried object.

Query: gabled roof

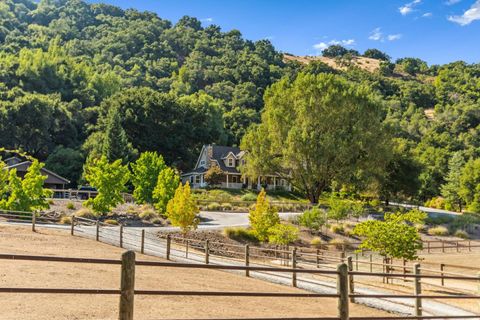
[5,161,70,184]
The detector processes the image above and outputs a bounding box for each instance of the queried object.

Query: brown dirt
[283,53,381,73]
[0,224,390,319]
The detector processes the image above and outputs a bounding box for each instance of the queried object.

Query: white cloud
[448,0,480,25]
[313,39,356,51]
[422,12,433,17]
[368,27,383,41]
[399,0,422,15]
[387,34,403,41]
[446,0,462,5]
[201,17,213,23]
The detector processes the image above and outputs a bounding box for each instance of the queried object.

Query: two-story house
[181,144,290,190]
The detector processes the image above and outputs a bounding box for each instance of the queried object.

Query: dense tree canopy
[0,0,480,208]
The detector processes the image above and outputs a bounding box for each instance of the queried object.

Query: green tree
[268,224,298,245]
[328,197,350,222]
[153,167,180,214]
[353,210,425,260]
[2,160,52,212]
[241,73,389,203]
[459,158,480,213]
[166,181,199,235]
[204,165,224,186]
[441,152,465,212]
[101,106,136,163]
[83,156,130,215]
[248,189,280,242]
[363,49,390,61]
[322,45,348,58]
[45,146,84,186]
[131,152,166,204]
[298,206,326,232]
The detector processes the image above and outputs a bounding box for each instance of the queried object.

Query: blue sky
[88,0,480,65]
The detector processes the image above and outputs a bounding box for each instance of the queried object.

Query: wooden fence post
[120,226,124,248]
[31,212,36,232]
[440,264,445,286]
[347,256,354,303]
[186,240,189,258]
[442,241,445,253]
[354,253,358,271]
[337,263,349,320]
[403,259,407,282]
[96,221,100,241]
[427,241,430,254]
[70,215,75,236]
[456,241,459,253]
[140,230,145,254]
[245,244,250,277]
[292,247,297,287]
[369,254,373,273]
[469,240,471,252]
[414,263,422,317]
[205,240,209,264]
[166,235,171,260]
[316,249,320,268]
[119,251,135,320]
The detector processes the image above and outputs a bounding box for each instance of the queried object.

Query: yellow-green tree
[166,182,199,235]
[249,189,280,242]
[83,156,130,215]
[153,167,180,214]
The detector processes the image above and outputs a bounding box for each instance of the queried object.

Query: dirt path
[0,225,388,320]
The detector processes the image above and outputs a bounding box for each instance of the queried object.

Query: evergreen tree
[441,152,465,211]
[101,106,136,163]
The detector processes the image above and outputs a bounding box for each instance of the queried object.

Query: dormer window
[228,158,234,167]
[200,160,206,167]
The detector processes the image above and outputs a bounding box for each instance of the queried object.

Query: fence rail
[1,211,480,319]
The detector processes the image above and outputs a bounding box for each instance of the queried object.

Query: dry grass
[283,54,381,73]
[0,224,389,319]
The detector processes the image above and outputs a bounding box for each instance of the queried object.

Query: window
[200,160,206,167]
[195,175,200,184]
[228,158,234,167]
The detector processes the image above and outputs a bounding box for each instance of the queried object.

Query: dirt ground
[0,224,390,320]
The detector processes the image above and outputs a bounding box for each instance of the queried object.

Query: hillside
[0,0,480,207]
[283,53,381,72]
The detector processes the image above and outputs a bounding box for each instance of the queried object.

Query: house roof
[210,145,241,174]
[5,161,70,184]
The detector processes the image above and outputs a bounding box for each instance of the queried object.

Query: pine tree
[441,152,465,211]
[101,107,136,163]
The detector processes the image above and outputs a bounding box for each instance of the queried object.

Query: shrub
[48,199,55,205]
[415,223,427,233]
[207,202,222,211]
[104,219,119,225]
[268,224,299,245]
[208,190,232,202]
[249,189,280,242]
[454,229,469,239]
[427,226,449,236]
[126,205,138,215]
[310,237,323,248]
[59,216,72,224]
[329,238,350,250]
[330,223,344,234]
[241,193,258,202]
[66,202,76,210]
[299,207,326,232]
[426,215,454,225]
[151,217,163,225]
[222,227,258,243]
[425,197,445,209]
[220,202,233,211]
[74,208,95,219]
[139,206,158,220]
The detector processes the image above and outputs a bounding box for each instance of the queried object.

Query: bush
[48,199,55,205]
[59,216,72,224]
[310,237,323,248]
[207,202,222,211]
[241,193,258,202]
[208,190,232,202]
[220,202,233,211]
[425,197,445,209]
[268,224,299,245]
[415,223,427,233]
[222,227,258,243]
[104,219,119,225]
[454,229,469,239]
[427,226,449,236]
[151,217,163,225]
[330,223,344,234]
[426,215,454,225]
[139,206,158,220]
[329,238,350,250]
[66,202,76,210]
[299,207,326,232]
[74,208,95,219]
